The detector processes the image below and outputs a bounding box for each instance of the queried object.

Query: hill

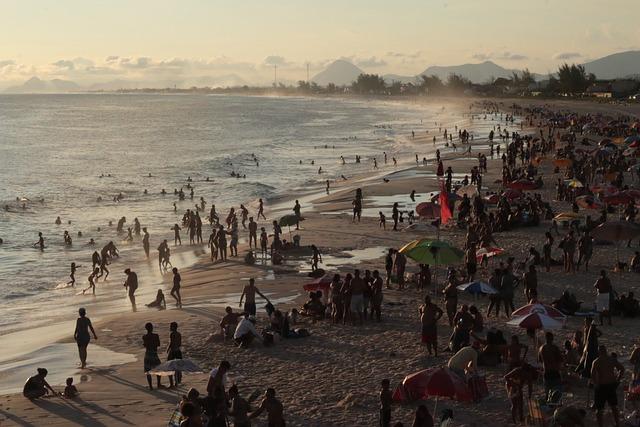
[311,60,364,86]
[4,77,82,93]
[583,51,640,80]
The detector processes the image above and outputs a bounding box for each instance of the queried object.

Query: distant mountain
[418,61,526,83]
[383,74,418,84]
[5,76,82,93]
[311,60,364,86]
[583,51,640,80]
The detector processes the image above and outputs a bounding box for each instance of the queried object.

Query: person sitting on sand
[234,315,263,348]
[63,377,78,398]
[146,289,166,309]
[220,306,240,340]
[228,384,251,427]
[249,388,285,427]
[23,368,57,399]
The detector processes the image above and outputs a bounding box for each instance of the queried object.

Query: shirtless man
[257,198,266,220]
[591,345,625,427]
[419,295,444,356]
[123,268,138,306]
[249,388,285,427]
[504,363,537,424]
[350,270,366,325]
[34,232,45,251]
[239,278,271,316]
[142,227,150,258]
[538,332,564,396]
[248,217,258,249]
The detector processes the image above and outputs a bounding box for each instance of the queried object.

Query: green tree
[557,63,593,94]
[446,73,471,92]
[419,74,444,95]
[351,73,386,94]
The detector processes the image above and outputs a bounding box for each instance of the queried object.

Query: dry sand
[1,97,640,427]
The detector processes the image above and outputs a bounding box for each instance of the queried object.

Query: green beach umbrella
[398,239,464,265]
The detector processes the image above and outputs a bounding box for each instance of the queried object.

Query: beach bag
[468,375,489,402]
[167,406,183,427]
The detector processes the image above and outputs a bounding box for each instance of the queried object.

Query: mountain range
[4,50,640,93]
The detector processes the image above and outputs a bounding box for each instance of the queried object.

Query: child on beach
[67,262,80,287]
[63,377,78,398]
[379,212,386,229]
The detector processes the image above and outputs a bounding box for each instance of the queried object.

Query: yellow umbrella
[565,178,584,188]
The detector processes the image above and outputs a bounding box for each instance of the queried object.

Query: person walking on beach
[142,227,150,258]
[74,307,97,369]
[123,268,138,307]
[538,332,564,396]
[67,262,80,287]
[91,250,101,270]
[248,217,258,249]
[260,227,268,259]
[217,225,227,261]
[591,345,624,427]
[239,278,271,316]
[392,202,399,231]
[258,198,266,220]
[240,204,249,229]
[83,267,99,295]
[171,267,182,307]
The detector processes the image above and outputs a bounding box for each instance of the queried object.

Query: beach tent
[392,367,472,413]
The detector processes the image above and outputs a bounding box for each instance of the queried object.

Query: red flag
[439,180,452,225]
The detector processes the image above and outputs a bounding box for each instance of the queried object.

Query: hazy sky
[1,0,638,87]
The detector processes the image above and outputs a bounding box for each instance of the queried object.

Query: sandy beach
[2,96,640,427]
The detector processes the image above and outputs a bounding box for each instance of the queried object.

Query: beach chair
[527,399,548,427]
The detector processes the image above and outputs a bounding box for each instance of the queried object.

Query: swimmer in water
[67,262,80,287]
[34,232,45,251]
[55,216,62,225]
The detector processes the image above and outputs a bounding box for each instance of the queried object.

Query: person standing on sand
[538,332,564,396]
[143,322,163,390]
[217,225,227,261]
[392,202,400,231]
[591,345,624,427]
[239,278,271,316]
[240,204,249,229]
[350,269,365,325]
[123,268,138,307]
[167,322,182,387]
[171,267,183,307]
[248,217,258,249]
[594,270,613,326]
[385,249,394,288]
[394,250,407,290]
[142,227,150,258]
[74,308,97,369]
[260,227,268,259]
[370,270,384,321]
[293,200,301,230]
[172,223,182,246]
[419,295,444,356]
[249,388,285,427]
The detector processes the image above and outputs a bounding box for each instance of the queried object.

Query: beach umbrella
[511,302,566,320]
[475,246,504,262]
[483,194,500,204]
[279,214,303,227]
[399,239,463,294]
[575,195,603,210]
[303,275,332,292]
[603,193,634,206]
[392,367,472,410]
[399,239,464,265]
[565,178,584,189]
[625,135,640,144]
[553,212,582,222]
[591,183,618,195]
[623,147,639,157]
[456,185,478,198]
[507,312,564,330]
[150,359,203,376]
[457,280,498,295]
[502,188,522,200]
[429,192,459,203]
[630,141,640,148]
[507,179,538,191]
[415,202,440,218]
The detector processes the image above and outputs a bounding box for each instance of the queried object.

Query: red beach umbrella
[603,192,634,206]
[511,302,566,320]
[507,312,563,330]
[415,202,441,218]
[392,367,472,404]
[507,179,538,191]
[502,188,522,200]
[303,275,332,292]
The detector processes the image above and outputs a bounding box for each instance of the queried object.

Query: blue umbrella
[456,280,498,295]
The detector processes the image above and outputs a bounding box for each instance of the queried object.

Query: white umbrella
[507,312,564,330]
[150,359,203,376]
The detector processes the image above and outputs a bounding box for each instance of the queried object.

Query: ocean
[0,93,477,340]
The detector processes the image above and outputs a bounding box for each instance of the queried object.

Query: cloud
[52,59,75,70]
[0,60,15,68]
[386,51,421,59]
[264,55,288,66]
[472,51,528,61]
[105,56,119,63]
[120,57,152,69]
[553,52,582,60]
[356,56,387,68]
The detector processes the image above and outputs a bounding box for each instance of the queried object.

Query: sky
[0,0,639,88]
